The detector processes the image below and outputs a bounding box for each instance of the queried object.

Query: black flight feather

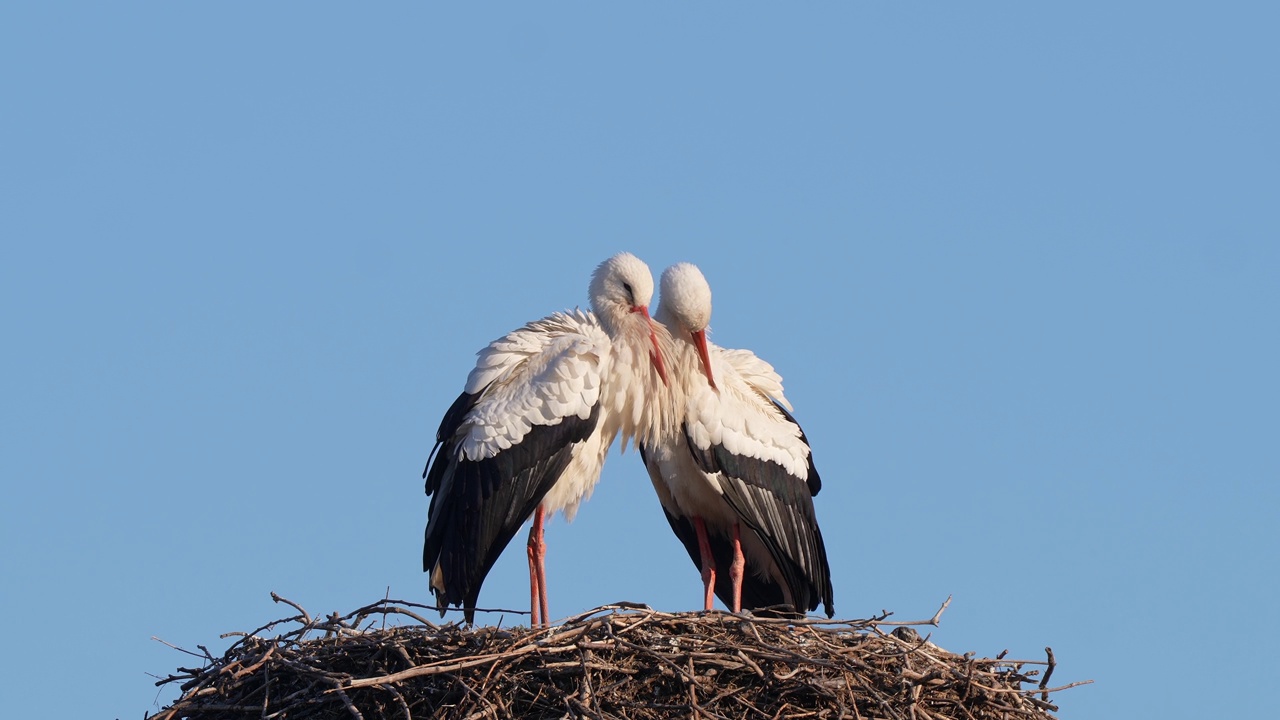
[682,415,834,618]
[423,395,600,623]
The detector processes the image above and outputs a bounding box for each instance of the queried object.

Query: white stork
[423,252,673,626]
[642,262,834,617]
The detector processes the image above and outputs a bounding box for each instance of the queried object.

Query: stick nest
[149,595,1086,720]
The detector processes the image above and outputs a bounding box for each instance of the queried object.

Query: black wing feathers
[424,391,481,492]
[772,400,822,496]
[423,399,600,623]
[688,414,834,618]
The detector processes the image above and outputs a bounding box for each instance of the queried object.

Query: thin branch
[1039,647,1056,701]
[151,636,210,660]
[875,596,953,627]
[270,592,313,626]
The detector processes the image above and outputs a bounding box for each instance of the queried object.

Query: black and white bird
[423,252,673,626]
[642,262,834,617]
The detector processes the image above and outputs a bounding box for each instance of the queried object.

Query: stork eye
[622,282,634,300]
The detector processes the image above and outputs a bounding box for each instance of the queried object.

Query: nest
[149,594,1087,720]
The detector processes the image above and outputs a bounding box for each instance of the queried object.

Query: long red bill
[632,305,669,386]
[692,329,716,390]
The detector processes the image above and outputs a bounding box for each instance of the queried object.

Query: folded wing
[422,310,609,621]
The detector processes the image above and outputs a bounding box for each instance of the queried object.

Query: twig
[270,592,313,626]
[874,596,952,627]
[1039,647,1056,701]
[151,636,210,660]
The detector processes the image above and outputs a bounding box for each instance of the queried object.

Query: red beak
[632,305,669,386]
[691,329,716,390]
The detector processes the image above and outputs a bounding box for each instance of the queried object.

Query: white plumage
[423,252,672,626]
[643,262,834,617]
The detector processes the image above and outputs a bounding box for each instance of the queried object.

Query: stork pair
[422,253,833,626]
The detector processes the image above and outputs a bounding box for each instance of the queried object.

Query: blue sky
[1,4,1276,718]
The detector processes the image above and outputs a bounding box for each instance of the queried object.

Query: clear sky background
[2,4,1276,719]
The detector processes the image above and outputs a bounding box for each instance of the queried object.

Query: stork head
[657,262,717,390]
[589,252,668,386]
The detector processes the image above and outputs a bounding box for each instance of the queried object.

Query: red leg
[693,516,717,611]
[536,531,550,626]
[729,522,745,613]
[527,507,546,627]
